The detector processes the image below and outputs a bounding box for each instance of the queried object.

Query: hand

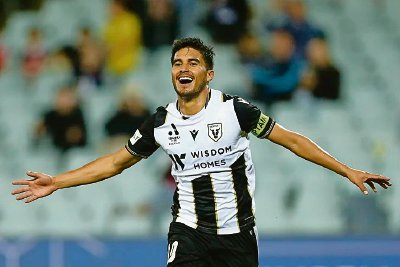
[346,168,392,195]
[11,171,58,203]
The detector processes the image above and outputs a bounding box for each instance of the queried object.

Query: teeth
[179,77,193,82]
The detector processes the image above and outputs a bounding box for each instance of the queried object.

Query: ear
[206,70,215,82]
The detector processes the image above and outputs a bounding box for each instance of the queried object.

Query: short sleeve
[231,95,276,139]
[125,114,159,158]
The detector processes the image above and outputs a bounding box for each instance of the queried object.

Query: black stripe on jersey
[192,175,218,233]
[231,153,255,231]
[171,185,181,219]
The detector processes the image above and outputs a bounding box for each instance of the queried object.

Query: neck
[177,87,210,116]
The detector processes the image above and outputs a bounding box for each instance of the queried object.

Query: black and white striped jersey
[126,89,275,235]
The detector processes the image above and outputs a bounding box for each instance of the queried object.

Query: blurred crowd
[0,0,342,153]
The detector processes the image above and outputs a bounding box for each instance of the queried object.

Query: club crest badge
[208,123,222,142]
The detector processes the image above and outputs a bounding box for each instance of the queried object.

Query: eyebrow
[172,58,201,64]
[188,58,200,63]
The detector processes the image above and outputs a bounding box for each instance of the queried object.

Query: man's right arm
[12,147,142,203]
[53,147,141,189]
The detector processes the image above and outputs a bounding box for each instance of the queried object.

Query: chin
[173,81,207,99]
[175,85,194,96]
[179,86,194,94]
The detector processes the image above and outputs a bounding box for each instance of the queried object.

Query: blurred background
[0,0,399,266]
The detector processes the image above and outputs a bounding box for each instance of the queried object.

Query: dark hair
[171,37,215,70]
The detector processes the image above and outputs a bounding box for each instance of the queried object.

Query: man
[12,37,391,266]
[250,30,305,106]
[33,86,87,153]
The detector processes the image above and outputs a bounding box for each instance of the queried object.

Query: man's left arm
[267,123,392,195]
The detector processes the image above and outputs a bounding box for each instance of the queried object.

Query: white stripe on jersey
[211,172,241,234]
[174,178,197,226]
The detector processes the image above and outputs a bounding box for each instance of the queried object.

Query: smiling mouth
[178,77,193,84]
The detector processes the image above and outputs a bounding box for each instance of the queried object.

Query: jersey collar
[175,88,212,119]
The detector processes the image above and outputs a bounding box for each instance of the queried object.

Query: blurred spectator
[142,0,179,51]
[123,0,147,19]
[237,31,263,65]
[0,2,7,31]
[16,0,43,11]
[21,27,47,84]
[261,0,288,31]
[249,30,305,107]
[51,45,81,82]
[103,88,150,152]
[301,38,341,100]
[103,0,142,79]
[33,86,87,154]
[0,29,7,73]
[49,28,105,90]
[203,0,251,44]
[268,0,325,59]
[77,27,105,87]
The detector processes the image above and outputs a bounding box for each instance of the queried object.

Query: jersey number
[167,241,179,263]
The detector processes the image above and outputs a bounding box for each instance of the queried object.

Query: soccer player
[12,37,391,266]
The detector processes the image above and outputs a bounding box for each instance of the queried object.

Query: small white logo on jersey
[129,130,142,145]
[167,241,178,263]
[208,123,222,142]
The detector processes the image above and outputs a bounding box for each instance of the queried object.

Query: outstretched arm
[12,147,142,203]
[267,123,392,194]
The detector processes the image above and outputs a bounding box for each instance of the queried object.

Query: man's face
[269,32,294,61]
[171,47,214,100]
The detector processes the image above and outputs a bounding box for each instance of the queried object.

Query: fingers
[26,171,40,179]
[13,190,39,203]
[365,172,390,181]
[15,192,33,201]
[12,171,42,186]
[356,182,369,195]
[12,180,31,186]
[375,180,391,189]
[366,181,377,193]
[361,172,392,193]
[25,196,39,203]
[11,187,30,195]
[365,177,392,189]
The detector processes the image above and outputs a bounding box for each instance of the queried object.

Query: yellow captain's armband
[251,113,272,138]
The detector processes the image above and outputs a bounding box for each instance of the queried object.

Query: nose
[179,62,190,72]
